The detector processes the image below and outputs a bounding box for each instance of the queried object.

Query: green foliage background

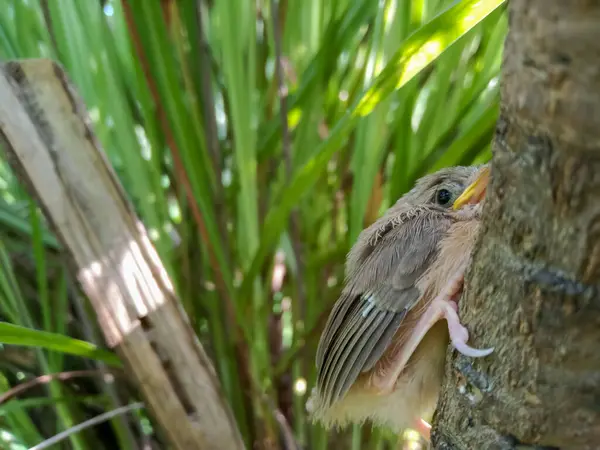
[0,0,506,448]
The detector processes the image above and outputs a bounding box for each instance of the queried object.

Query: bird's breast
[417,218,480,297]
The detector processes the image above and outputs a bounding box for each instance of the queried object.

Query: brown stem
[270,0,305,432]
[274,302,333,377]
[0,369,122,404]
[195,0,225,212]
[40,0,59,56]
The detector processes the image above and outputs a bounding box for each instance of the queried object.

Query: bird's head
[348,164,491,271]
[402,164,490,212]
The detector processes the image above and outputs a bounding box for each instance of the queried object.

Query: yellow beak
[452,166,490,210]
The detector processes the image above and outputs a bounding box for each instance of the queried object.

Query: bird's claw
[412,418,431,442]
[434,267,494,358]
[453,336,495,358]
[444,298,494,358]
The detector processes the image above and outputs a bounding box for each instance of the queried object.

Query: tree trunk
[432,2,600,449]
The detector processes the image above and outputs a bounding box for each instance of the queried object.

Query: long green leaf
[0,323,122,368]
[241,0,507,294]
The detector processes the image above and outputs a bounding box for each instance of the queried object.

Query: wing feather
[314,208,453,408]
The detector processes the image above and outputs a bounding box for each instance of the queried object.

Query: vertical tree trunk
[432,2,600,449]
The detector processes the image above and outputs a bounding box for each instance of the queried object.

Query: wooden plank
[0,59,244,450]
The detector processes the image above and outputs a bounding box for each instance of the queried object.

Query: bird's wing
[315,209,453,408]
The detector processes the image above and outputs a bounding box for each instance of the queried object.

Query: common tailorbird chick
[306,165,492,440]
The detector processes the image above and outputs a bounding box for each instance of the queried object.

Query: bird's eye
[436,188,453,206]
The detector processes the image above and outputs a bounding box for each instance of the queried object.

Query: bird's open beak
[452,166,490,210]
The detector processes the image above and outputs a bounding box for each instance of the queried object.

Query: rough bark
[432,2,600,449]
[0,59,245,450]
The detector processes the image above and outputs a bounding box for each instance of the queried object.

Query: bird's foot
[443,299,493,357]
[370,268,492,394]
[412,418,431,442]
[437,268,494,358]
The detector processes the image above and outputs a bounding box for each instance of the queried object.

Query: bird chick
[307,165,492,440]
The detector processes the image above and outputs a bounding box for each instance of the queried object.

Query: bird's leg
[435,268,494,358]
[371,267,494,394]
[412,418,431,442]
